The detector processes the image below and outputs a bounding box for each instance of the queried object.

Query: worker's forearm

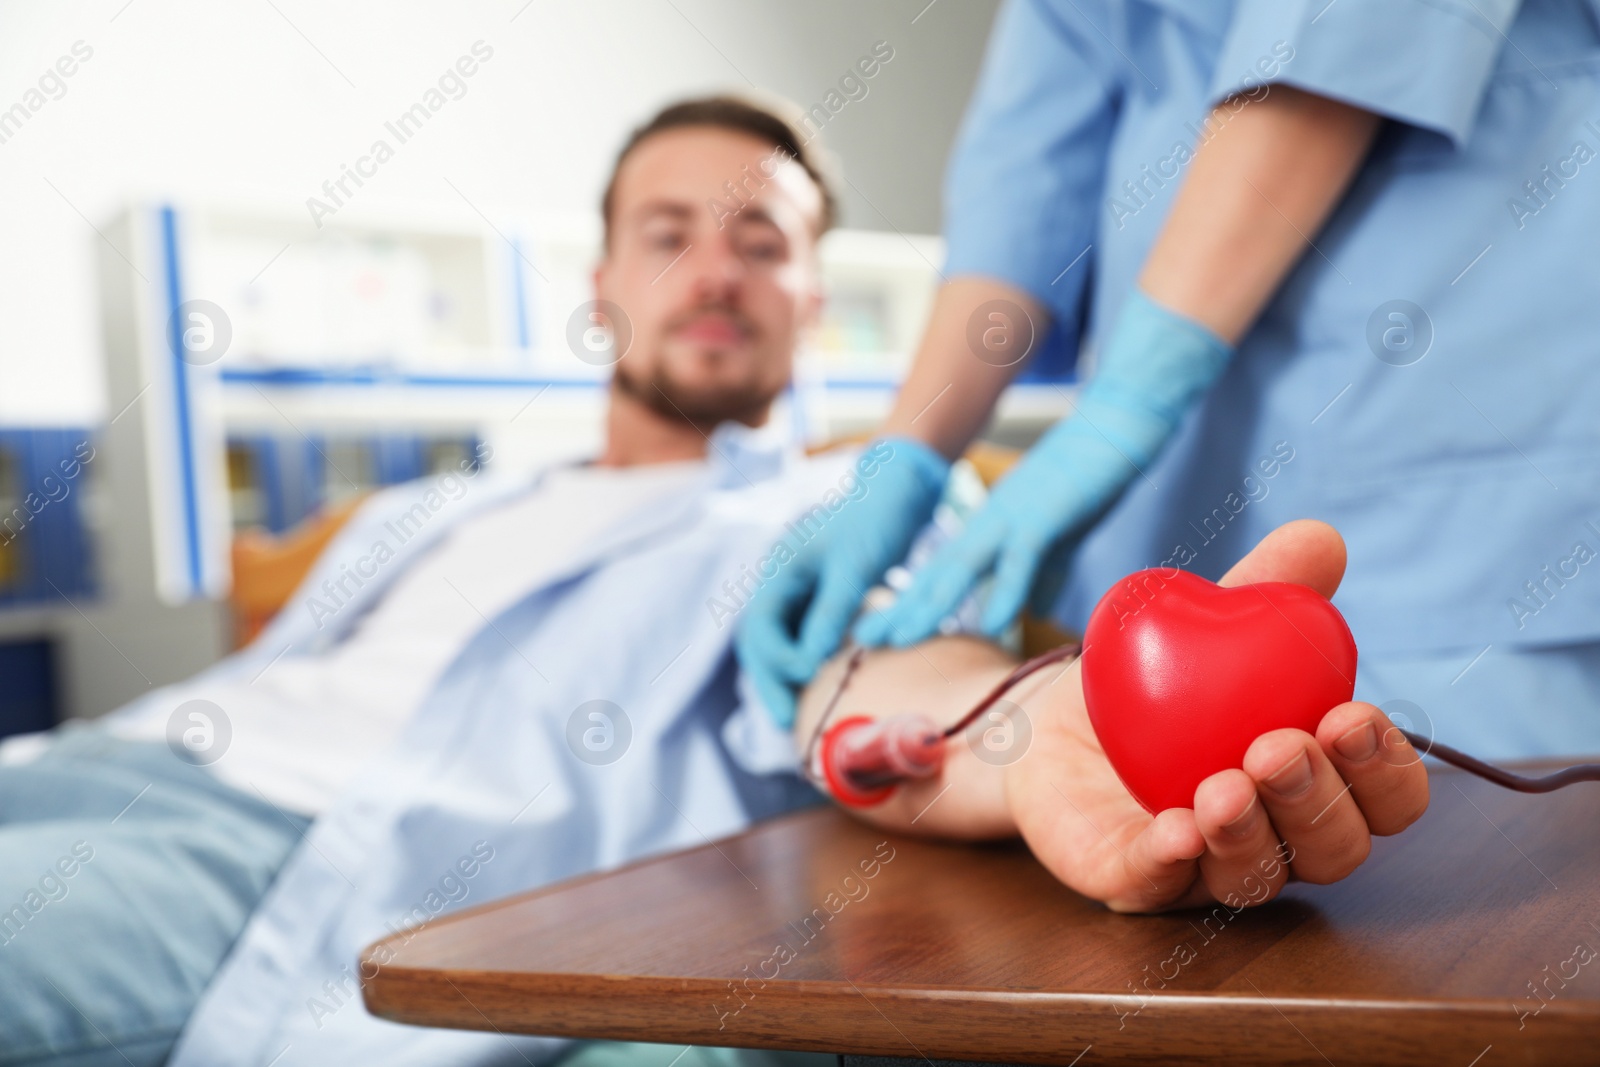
[879,278,1050,460]
[887,89,1377,457]
[1139,86,1382,345]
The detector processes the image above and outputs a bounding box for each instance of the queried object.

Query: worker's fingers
[1244,728,1371,885]
[735,605,819,732]
[734,641,808,712]
[739,653,800,730]
[1100,807,1208,913]
[796,564,871,668]
[848,603,892,648]
[979,536,1044,636]
[737,556,836,729]
[1192,768,1292,908]
[734,629,804,731]
[1314,701,1430,837]
[1024,537,1076,619]
[1216,519,1347,600]
[868,521,1005,648]
[739,557,823,672]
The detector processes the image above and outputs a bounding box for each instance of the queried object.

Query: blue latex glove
[734,436,951,727]
[854,289,1233,648]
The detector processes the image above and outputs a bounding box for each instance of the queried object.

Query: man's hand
[1006,519,1428,912]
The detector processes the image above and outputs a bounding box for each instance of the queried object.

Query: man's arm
[795,521,1431,914]
[793,632,1039,841]
[882,86,1381,463]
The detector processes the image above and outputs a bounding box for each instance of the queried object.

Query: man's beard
[612,351,782,428]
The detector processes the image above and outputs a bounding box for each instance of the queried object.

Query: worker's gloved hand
[736,436,951,728]
[853,289,1233,648]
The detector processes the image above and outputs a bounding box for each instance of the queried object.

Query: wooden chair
[228,493,370,647]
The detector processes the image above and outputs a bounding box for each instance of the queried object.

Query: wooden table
[362,760,1600,1066]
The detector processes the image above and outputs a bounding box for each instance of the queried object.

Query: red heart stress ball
[1080,569,1355,813]
[806,569,1600,811]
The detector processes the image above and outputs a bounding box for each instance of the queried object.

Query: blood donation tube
[818,713,946,807]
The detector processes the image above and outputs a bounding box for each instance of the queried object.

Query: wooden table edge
[359,765,1600,1065]
[361,966,1600,1064]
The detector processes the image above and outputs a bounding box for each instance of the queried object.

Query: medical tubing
[807,641,1080,802]
[936,641,1082,739]
[808,643,1600,804]
[1393,728,1600,791]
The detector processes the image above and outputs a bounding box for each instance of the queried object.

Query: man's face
[596,126,825,427]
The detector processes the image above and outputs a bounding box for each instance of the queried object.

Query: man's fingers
[1192,768,1291,907]
[1101,808,1207,913]
[1316,701,1430,837]
[1216,518,1347,600]
[1244,728,1371,885]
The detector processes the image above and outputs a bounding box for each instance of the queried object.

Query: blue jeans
[555,1043,832,1067]
[0,728,309,1067]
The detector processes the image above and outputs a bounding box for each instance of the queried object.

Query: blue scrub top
[944,0,1600,659]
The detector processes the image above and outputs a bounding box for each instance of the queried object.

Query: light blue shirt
[99,421,849,1065]
[944,1,1600,675]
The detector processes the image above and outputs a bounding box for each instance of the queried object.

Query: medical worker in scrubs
[740,0,1600,758]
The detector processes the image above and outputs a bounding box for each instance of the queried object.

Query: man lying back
[1,93,855,1067]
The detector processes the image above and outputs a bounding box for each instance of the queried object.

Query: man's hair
[600,94,838,248]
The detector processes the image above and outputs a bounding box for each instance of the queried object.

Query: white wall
[0,0,998,427]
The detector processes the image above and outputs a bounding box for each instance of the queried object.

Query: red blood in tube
[819,714,944,808]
